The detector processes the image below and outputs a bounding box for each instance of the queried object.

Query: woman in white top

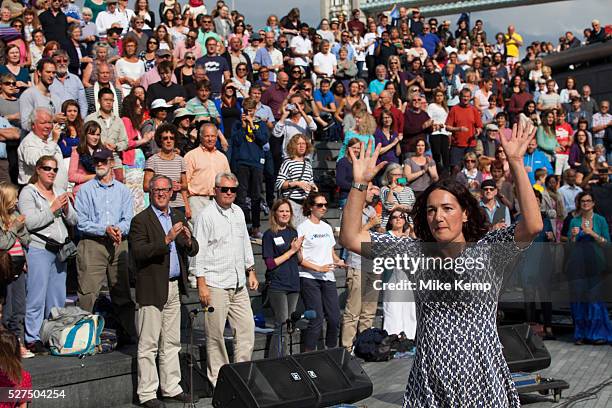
[351,27,367,78]
[316,19,335,44]
[154,25,173,51]
[473,78,493,113]
[297,192,346,351]
[382,208,417,339]
[427,90,452,171]
[29,29,45,72]
[364,22,378,78]
[456,40,473,71]
[115,37,146,96]
[231,62,251,98]
[168,13,189,44]
[528,58,544,88]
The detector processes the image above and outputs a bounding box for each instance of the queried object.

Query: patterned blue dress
[371,225,525,407]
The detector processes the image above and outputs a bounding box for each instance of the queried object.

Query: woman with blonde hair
[337,107,376,161]
[275,134,317,227]
[0,182,32,358]
[262,199,304,357]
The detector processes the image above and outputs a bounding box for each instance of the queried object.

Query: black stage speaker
[212,348,373,408]
[498,324,551,373]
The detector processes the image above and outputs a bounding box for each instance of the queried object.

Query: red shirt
[446,104,483,147]
[555,122,573,155]
[0,369,32,408]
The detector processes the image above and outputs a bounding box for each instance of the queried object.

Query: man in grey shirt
[19,59,64,131]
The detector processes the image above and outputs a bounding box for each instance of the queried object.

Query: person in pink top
[69,121,104,194]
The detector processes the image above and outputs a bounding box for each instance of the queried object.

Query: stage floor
[113,334,611,408]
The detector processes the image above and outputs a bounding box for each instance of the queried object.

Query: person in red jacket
[446,88,483,168]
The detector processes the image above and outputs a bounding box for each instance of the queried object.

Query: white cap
[150,99,172,110]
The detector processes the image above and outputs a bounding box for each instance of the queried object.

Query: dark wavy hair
[411,178,488,242]
[302,191,327,217]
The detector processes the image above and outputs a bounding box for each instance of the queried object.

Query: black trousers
[429,133,450,174]
[236,165,263,229]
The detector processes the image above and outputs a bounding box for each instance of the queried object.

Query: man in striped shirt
[191,172,258,386]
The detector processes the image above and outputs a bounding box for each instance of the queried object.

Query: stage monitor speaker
[291,348,373,407]
[212,348,373,408]
[498,323,551,373]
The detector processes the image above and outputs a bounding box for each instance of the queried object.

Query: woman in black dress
[340,121,542,406]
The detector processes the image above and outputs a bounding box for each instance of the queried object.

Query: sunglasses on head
[217,186,238,193]
[40,165,59,173]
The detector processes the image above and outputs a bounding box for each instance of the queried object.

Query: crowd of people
[0,1,611,407]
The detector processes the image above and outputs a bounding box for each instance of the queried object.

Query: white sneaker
[21,346,35,359]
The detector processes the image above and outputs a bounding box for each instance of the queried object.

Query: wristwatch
[351,182,368,192]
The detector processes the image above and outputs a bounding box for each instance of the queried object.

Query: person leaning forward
[129,174,199,408]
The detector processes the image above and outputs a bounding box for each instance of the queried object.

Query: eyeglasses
[188,35,198,40]
[161,136,175,141]
[314,203,328,208]
[54,58,68,63]
[148,41,158,45]
[152,187,172,194]
[482,187,496,192]
[237,68,247,71]
[186,56,196,60]
[3,81,16,86]
[465,159,476,163]
[218,186,238,193]
[40,165,59,173]
[580,199,593,203]
[586,151,595,154]
[390,215,405,220]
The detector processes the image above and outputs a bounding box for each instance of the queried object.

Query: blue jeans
[25,246,67,343]
[300,278,340,351]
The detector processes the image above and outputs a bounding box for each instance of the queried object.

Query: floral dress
[370,225,526,407]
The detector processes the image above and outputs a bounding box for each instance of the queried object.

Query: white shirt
[115,58,146,96]
[298,218,336,281]
[17,132,68,190]
[190,200,254,289]
[313,52,337,77]
[427,103,451,135]
[96,10,125,36]
[290,35,312,67]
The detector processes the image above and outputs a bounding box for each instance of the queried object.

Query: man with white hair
[191,171,258,387]
[589,19,606,43]
[17,108,68,189]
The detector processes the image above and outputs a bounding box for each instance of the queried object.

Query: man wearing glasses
[191,172,258,387]
[129,175,199,407]
[38,0,68,43]
[479,179,511,231]
[173,28,203,67]
[49,50,88,120]
[196,14,222,55]
[74,147,137,346]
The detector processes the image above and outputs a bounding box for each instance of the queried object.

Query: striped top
[144,154,187,208]
[8,238,24,257]
[275,158,315,201]
[380,185,416,227]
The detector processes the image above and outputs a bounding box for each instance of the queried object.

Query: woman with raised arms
[340,121,542,406]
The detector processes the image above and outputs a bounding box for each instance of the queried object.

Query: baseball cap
[486,124,499,132]
[92,148,113,161]
[156,49,172,57]
[481,179,497,190]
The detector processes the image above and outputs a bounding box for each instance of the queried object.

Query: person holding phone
[380,162,415,227]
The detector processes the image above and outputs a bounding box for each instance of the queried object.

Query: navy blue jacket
[231,120,269,169]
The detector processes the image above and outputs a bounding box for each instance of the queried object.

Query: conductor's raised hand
[500,120,536,163]
[347,139,387,184]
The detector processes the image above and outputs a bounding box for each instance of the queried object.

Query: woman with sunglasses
[567,191,612,346]
[139,37,159,72]
[288,66,303,88]
[0,74,20,129]
[0,45,31,94]
[121,93,153,214]
[68,121,103,194]
[298,192,346,352]
[143,123,191,218]
[175,52,196,86]
[19,155,77,354]
[456,152,484,194]
[229,22,249,49]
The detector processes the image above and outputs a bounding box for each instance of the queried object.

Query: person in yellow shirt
[504,25,523,68]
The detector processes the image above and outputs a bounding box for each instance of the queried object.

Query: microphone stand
[185,311,197,408]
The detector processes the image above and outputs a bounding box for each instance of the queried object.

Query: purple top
[374,127,400,164]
